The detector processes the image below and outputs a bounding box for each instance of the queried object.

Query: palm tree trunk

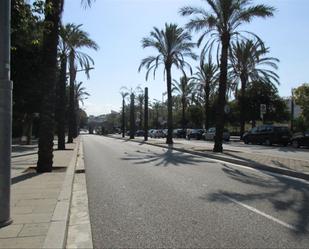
[204,83,210,131]
[122,98,125,137]
[144,87,148,141]
[166,65,173,144]
[68,51,76,143]
[37,0,62,172]
[213,33,230,152]
[239,74,247,138]
[56,54,67,150]
[130,93,135,139]
[182,96,186,130]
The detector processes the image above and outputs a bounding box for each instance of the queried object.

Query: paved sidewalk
[0,139,79,248]
[109,135,309,180]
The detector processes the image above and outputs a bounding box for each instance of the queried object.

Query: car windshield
[274,126,289,132]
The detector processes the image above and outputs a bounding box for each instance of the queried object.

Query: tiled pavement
[0,140,79,249]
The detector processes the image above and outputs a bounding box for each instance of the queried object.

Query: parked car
[203,127,230,141]
[291,131,309,148]
[153,129,165,138]
[163,129,168,138]
[243,125,291,146]
[173,129,186,138]
[135,130,145,137]
[186,129,204,140]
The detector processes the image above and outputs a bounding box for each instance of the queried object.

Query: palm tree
[191,51,218,130]
[180,0,275,152]
[37,0,95,172]
[230,39,279,137]
[37,0,63,172]
[172,75,195,130]
[119,87,129,137]
[139,23,196,144]
[75,81,90,135]
[63,23,98,142]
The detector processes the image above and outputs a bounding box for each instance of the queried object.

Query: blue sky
[63,0,309,116]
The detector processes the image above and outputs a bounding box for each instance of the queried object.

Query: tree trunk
[56,54,66,150]
[130,93,135,139]
[68,51,76,143]
[166,65,173,144]
[37,0,62,172]
[26,115,33,145]
[213,33,230,152]
[122,98,125,137]
[144,87,148,141]
[204,82,210,131]
[239,73,247,138]
[182,96,186,130]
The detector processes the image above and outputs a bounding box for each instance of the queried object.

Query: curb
[43,138,81,249]
[108,135,309,181]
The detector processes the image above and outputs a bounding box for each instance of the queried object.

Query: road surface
[83,135,309,248]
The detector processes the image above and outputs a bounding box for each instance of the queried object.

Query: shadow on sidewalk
[12,172,41,185]
[204,164,309,236]
[121,146,216,167]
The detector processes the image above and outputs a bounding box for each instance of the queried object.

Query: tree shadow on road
[205,164,309,236]
[121,146,215,167]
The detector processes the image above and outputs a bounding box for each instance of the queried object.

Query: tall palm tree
[172,75,195,130]
[37,0,63,172]
[139,23,196,144]
[230,39,279,137]
[180,0,275,152]
[63,23,98,142]
[37,0,96,172]
[119,87,129,137]
[191,52,219,130]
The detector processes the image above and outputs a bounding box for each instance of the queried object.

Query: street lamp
[0,0,13,227]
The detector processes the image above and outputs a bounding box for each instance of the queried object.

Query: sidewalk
[109,135,309,181]
[0,139,80,248]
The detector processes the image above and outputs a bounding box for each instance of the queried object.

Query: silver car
[203,127,230,141]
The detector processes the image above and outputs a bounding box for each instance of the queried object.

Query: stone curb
[108,135,309,181]
[43,138,80,249]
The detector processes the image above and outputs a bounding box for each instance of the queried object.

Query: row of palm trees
[37,0,96,172]
[138,0,277,152]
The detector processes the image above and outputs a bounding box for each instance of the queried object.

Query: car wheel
[265,139,272,146]
[292,140,300,148]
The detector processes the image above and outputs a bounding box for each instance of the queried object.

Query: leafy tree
[139,23,196,144]
[11,0,43,141]
[230,38,279,137]
[172,75,195,130]
[243,81,289,127]
[294,83,309,128]
[180,0,275,152]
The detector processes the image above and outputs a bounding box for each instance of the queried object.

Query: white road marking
[223,194,299,232]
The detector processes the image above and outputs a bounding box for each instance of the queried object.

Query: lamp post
[291,88,295,132]
[0,0,13,227]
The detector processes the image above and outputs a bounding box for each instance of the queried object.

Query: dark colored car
[173,129,186,138]
[291,131,309,148]
[135,130,145,137]
[186,129,204,140]
[243,125,291,146]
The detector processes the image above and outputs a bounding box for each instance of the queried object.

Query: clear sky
[63,0,309,116]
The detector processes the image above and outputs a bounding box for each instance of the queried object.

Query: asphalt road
[83,135,309,248]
